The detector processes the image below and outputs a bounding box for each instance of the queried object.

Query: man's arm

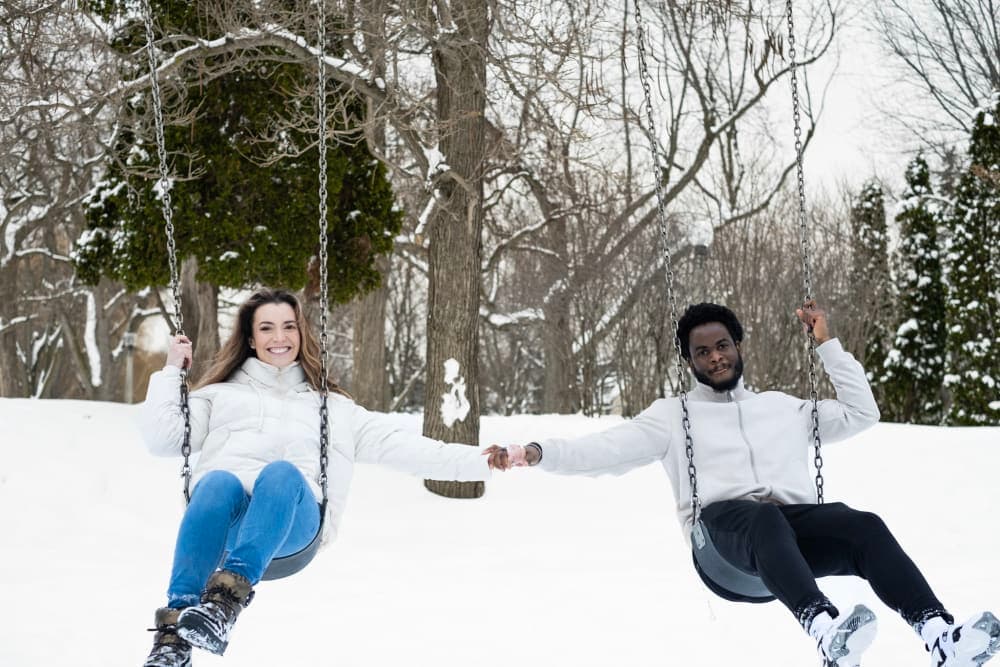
[796,301,881,441]
[486,401,673,475]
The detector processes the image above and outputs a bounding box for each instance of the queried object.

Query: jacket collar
[234,357,308,390]
[688,376,752,403]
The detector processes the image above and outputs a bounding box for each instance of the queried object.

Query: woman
[140,288,500,667]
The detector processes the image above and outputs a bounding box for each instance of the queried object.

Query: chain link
[316,0,331,503]
[785,0,824,503]
[633,0,701,524]
[140,0,193,500]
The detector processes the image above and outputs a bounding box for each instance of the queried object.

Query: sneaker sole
[972,612,1000,665]
[176,612,229,656]
[826,604,878,667]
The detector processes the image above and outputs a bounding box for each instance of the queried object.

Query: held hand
[482,444,541,471]
[166,334,193,370]
[795,299,831,345]
[483,445,509,471]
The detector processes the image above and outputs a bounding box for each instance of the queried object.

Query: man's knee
[749,503,793,543]
[851,510,891,543]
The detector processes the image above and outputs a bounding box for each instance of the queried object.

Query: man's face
[687,322,743,392]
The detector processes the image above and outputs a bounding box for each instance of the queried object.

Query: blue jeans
[166,460,321,609]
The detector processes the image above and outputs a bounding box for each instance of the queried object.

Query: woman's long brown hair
[194,288,348,397]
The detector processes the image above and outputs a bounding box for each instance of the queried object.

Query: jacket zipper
[729,390,760,484]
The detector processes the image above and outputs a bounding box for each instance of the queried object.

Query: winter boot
[927,611,1000,666]
[143,607,192,667]
[176,570,254,655]
[809,604,878,667]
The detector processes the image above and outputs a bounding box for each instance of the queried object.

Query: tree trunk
[351,0,391,411]
[180,257,220,385]
[541,217,577,413]
[422,0,488,499]
[352,255,390,410]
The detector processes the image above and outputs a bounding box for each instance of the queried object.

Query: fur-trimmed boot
[176,570,254,656]
[143,607,192,667]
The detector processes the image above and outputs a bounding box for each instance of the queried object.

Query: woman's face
[249,302,301,368]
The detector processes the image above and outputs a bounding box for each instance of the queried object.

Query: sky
[3,398,998,666]
[779,10,913,196]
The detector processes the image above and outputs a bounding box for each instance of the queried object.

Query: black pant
[699,499,946,625]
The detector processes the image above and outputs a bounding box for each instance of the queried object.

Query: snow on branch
[14,248,72,263]
[0,315,36,333]
[111,25,379,104]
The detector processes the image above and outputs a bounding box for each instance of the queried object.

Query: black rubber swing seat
[691,519,776,604]
[261,502,326,581]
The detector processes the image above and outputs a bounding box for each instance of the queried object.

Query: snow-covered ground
[3,398,998,666]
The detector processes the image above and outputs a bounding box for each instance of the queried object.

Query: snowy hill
[3,397,998,666]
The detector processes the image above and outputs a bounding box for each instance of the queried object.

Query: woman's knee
[192,470,245,505]
[254,460,306,490]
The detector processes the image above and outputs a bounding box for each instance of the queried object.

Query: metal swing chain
[633,0,701,524]
[316,0,331,505]
[785,0,824,504]
[140,0,194,502]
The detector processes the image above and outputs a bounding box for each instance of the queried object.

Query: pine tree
[850,181,893,403]
[944,92,1000,425]
[73,2,401,304]
[879,157,947,423]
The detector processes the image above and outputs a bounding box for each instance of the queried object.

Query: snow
[219,251,240,261]
[439,358,470,427]
[3,399,999,666]
[83,292,102,388]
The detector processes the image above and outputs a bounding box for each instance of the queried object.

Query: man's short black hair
[676,303,744,360]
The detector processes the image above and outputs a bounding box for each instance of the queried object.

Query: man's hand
[482,444,541,470]
[166,334,193,370]
[795,300,831,345]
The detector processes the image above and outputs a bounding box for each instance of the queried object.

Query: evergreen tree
[879,156,947,424]
[73,2,401,304]
[944,92,1000,425]
[850,181,893,402]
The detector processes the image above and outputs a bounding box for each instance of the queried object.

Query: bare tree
[477,0,836,413]
[0,2,160,399]
[872,0,1000,153]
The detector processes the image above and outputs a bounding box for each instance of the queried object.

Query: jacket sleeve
[138,365,211,457]
[350,403,491,481]
[537,400,672,476]
[810,338,881,443]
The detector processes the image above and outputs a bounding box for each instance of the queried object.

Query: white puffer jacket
[140,358,491,544]
[537,338,880,540]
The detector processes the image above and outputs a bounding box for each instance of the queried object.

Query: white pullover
[140,358,491,544]
[537,338,879,539]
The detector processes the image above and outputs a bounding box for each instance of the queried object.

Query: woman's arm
[350,403,492,481]
[138,338,210,457]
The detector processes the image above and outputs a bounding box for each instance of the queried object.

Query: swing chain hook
[633,0,701,523]
[785,0,824,504]
[316,0,331,504]
[140,0,193,500]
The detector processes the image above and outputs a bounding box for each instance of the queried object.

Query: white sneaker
[810,604,878,667]
[928,612,1000,667]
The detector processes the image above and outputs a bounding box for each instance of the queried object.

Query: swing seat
[691,520,775,604]
[261,503,326,581]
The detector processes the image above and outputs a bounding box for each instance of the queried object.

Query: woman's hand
[166,334,193,370]
[482,444,541,470]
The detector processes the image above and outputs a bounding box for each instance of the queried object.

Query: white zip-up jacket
[140,358,491,544]
[537,338,879,539]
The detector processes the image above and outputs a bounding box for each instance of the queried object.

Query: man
[490,302,998,667]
